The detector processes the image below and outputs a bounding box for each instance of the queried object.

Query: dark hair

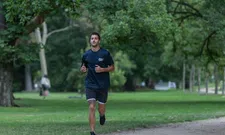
[90,32,101,41]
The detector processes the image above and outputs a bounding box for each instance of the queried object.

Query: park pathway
[103,117,225,135]
[199,87,223,95]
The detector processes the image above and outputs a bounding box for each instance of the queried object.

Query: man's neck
[91,45,100,52]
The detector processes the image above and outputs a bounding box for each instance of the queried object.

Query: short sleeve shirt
[82,48,114,90]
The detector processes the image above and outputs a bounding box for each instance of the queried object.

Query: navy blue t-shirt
[82,48,114,90]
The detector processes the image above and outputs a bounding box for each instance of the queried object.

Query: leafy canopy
[0,0,81,64]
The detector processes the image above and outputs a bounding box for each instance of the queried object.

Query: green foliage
[114,51,136,74]
[16,44,40,64]
[46,20,87,91]
[110,51,136,91]
[84,0,225,84]
[0,40,16,63]
[110,70,126,91]
[100,0,172,45]
[85,0,174,83]
[66,68,85,92]
[200,1,225,66]
[0,1,81,65]
[3,0,81,25]
[0,40,39,64]
[3,0,225,92]
[4,0,49,25]
[161,0,225,83]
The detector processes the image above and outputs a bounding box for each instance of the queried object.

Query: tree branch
[173,11,196,15]
[173,2,180,16]
[47,26,70,38]
[46,24,79,39]
[176,14,200,26]
[171,0,203,17]
[206,36,218,64]
[199,31,216,55]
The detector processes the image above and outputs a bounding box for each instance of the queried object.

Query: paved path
[104,117,225,135]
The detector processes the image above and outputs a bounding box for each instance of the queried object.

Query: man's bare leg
[88,100,96,132]
[98,103,106,125]
[98,103,105,116]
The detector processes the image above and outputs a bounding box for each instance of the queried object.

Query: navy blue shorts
[85,89,108,104]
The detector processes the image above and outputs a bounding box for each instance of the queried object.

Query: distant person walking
[40,74,51,98]
[80,32,115,135]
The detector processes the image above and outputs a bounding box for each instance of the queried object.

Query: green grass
[1,90,225,135]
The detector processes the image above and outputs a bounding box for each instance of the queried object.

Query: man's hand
[80,65,87,73]
[95,65,103,73]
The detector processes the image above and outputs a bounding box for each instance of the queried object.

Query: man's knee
[99,109,105,114]
[98,104,105,114]
[89,104,96,112]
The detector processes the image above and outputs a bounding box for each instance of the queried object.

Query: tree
[163,0,225,93]
[0,0,81,106]
[85,0,173,90]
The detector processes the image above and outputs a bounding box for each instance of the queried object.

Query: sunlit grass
[0,90,225,135]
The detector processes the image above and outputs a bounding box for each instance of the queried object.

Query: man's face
[90,35,100,47]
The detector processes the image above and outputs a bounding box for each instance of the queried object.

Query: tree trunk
[176,81,180,89]
[147,78,155,89]
[189,65,193,92]
[182,62,186,92]
[0,2,15,107]
[40,22,48,76]
[214,64,218,94]
[0,0,45,107]
[197,67,201,93]
[223,67,225,95]
[39,48,48,75]
[192,64,195,91]
[25,64,33,91]
[0,64,14,106]
[124,76,136,91]
[205,72,208,94]
[35,27,48,76]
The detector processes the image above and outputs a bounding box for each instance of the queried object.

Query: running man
[80,32,115,135]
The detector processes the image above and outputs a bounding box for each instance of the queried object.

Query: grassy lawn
[1,90,225,135]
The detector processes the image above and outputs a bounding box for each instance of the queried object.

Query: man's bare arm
[95,65,115,73]
[80,65,87,73]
